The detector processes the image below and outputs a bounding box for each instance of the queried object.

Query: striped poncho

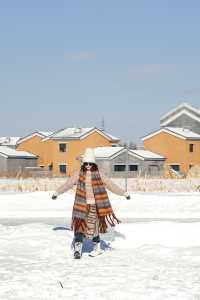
[71,169,120,234]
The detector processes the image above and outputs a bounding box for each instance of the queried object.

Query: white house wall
[0,156,7,172]
[6,158,37,172]
[97,151,164,178]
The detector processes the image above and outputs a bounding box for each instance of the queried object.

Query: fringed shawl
[71,170,120,233]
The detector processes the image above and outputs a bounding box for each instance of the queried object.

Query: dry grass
[162,164,186,179]
[0,170,52,179]
[126,178,200,192]
[0,177,66,193]
[0,176,200,193]
[187,165,200,179]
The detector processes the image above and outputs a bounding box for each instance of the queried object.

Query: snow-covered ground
[1,191,200,299]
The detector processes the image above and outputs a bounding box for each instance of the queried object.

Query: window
[59,164,67,174]
[170,165,180,172]
[189,144,194,153]
[114,165,126,172]
[59,143,67,152]
[129,165,138,171]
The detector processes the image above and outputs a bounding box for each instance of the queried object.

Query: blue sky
[0,0,200,143]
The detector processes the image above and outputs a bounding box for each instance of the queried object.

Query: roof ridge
[142,126,200,141]
[160,102,200,122]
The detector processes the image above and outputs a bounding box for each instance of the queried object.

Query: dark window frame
[129,165,138,171]
[170,165,180,172]
[59,164,67,174]
[114,164,126,172]
[189,144,194,153]
[59,143,67,153]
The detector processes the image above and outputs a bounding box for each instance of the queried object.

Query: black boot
[74,242,83,259]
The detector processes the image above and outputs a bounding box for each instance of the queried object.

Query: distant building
[94,147,165,177]
[160,102,200,134]
[0,137,20,149]
[0,146,37,173]
[17,127,120,176]
[143,103,200,174]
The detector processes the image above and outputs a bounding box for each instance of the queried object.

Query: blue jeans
[74,232,100,243]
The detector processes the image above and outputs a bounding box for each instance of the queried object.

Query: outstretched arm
[100,171,130,199]
[52,171,79,199]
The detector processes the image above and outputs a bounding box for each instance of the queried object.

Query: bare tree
[128,141,137,150]
[119,141,137,149]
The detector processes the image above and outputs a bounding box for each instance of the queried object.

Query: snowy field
[1,191,200,299]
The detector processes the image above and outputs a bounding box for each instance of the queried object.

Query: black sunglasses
[84,163,93,166]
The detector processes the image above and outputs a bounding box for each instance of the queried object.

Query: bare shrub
[187,165,200,179]
[162,164,186,179]
[0,174,200,193]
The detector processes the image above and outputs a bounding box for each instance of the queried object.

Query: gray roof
[0,146,37,159]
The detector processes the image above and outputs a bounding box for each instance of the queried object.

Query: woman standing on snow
[52,148,130,259]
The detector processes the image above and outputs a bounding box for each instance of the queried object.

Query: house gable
[142,127,200,141]
[17,131,52,145]
[160,103,200,134]
[16,135,45,166]
[80,128,119,142]
[79,130,113,148]
[17,135,44,149]
[162,112,200,134]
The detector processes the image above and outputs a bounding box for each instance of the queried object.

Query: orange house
[17,127,120,176]
[143,127,200,174]
[143,103,200,174]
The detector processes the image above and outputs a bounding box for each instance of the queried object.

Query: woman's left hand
[124,192,131,200]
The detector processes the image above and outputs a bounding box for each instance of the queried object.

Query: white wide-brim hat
[82,148,96,163]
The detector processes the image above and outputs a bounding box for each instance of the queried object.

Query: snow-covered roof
[0,146,37,158]
[161,103,200,120]
[130,150,165,160]
[94,147,165,161]
[160,103,200,126]
[42,127,120,142]
[94,147,124,159]
[45,127,94,139]
[165,127,200,139]
[142,127,200,141]
[102,132,120,141]
[0,137,20,146]
[17,131,53,145]
[38,131,53,137]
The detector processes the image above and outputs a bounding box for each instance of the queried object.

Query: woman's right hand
[52,193,57,200]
